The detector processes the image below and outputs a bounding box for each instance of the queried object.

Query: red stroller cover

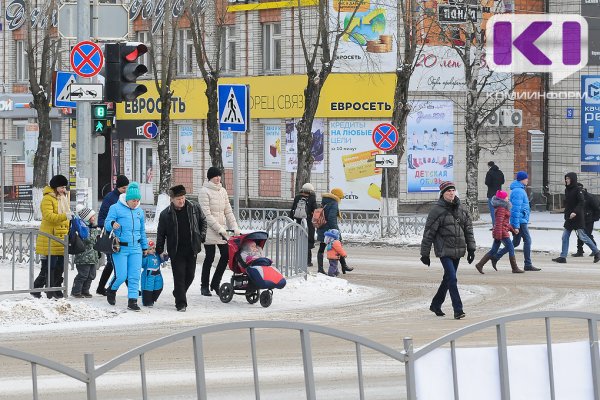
[247,264,286,290]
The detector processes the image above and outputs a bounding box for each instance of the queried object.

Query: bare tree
[186,0,227,175]
[21,0,61,218]
[294,0,364,193]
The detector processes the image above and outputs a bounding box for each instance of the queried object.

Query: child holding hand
[141,241,164,307]
[324,229,347,277]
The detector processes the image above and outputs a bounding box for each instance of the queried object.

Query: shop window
[177,29,194,76]
[16,41,29,82]
[136,31,153,75]
[220,26,237,74]
[262,23,281,73]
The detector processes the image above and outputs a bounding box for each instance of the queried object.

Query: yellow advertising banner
[116,74,396,120]
[227,0,317,12]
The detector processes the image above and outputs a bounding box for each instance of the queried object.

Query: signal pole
[76,0,93,208]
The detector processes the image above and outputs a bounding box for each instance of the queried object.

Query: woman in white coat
[198,167,240,296]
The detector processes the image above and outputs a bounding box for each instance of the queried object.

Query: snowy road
[2,243,600,399]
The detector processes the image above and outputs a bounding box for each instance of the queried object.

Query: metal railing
[0,228,69,297]
[264,216,308,278]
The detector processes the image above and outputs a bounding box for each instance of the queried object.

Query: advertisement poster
[24,123,39,184]
[285,119,325,173]
[221,130,234,167]
[264,125,282,168]
[329,121,384,210]
[178,125,194,166]
[69,127,77,186]
[581,76,600,163]
[330,0,397,73]
[407,101,454,192]
[582,0,600,66]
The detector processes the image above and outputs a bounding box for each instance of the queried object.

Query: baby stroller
[219,231,286,308]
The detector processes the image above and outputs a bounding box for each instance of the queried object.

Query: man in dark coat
[290,183,318,266]
[485,161,504,227]
[552,172,600,264]
[156,185,207,311]
[420,181,476,320]
[573,183,600,256]
[95,175,129,295]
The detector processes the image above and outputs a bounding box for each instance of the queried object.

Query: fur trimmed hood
[491,196,511,210]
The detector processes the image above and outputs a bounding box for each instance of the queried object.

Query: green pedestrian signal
[94,120,107,133]
[93,104,107,119]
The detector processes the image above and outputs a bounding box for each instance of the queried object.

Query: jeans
[201,244,228,288]
[497,223,532,267]
[72,264,97,295]
[488,198,495,226]
[576,220,596,253]
[431,257,463,313]
[488,237,515,258]
[97,254,114,291]
[561,228,598,258]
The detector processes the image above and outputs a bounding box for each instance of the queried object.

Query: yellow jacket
[35,186,70,256]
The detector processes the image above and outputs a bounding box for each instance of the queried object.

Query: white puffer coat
[198,180,240,245]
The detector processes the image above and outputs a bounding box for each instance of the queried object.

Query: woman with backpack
[316,188,353,275]
[290,183,318,266]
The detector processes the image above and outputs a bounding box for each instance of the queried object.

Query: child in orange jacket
[324,229,347,277]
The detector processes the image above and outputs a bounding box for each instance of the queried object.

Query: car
[85,90,97,97]
[70,88,84,98]
[70,88,98,98]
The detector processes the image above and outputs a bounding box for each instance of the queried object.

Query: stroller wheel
[245,291,259,304]
[219,283,234,303]
[259,290,273,308]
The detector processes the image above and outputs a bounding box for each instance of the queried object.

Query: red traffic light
[123,43,148,62]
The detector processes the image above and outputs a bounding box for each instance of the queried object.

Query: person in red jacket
[475,190,524,274]
[324,229,347,277]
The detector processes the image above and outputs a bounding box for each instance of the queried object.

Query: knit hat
[516,171,528,181]
[330,188,344,201]
[76,204,96,223]
[148,240,155,248]
[439,181,456,197]
[125,182,141,201]
[49,174,68,189]
[324,229,340,241]
[301,183,315,193]
[496,190,508,200]
[116,175,129,188]
[169,184,186,197]
[207,166,222,180]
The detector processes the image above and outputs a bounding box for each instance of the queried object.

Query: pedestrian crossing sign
[218,84,249,132]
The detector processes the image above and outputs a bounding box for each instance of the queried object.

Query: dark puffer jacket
[563,172,585,231]
[316,194,340,242]
[485,165,505,198]
[421,197,476,259]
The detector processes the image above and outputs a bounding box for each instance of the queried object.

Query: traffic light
[92,104,109,133]
[104,42,148,103]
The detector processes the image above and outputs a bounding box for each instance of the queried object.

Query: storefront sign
[285,119,324,174]
[5,0,58,30]
[128,0,204,34]
[581,75,600,162]
[178,125,194,166]
[329,121,384,210]
[227,0,317,12]
[583,0,600,66]
[115,120,160,139]
[407,101,454,192]
[264,125,282,168]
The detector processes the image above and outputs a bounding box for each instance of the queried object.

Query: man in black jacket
[156,185,207,312]
[573,183,600,257]
[421,181,476,320]
[485,161,504,227]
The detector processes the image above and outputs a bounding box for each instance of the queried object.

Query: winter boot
[551,257,566,264]
[106,289,117,305]
[509,256,524,273]
[317,255,325,274]
[490,256,499,271]
[200,286,212,296]
[307,249,313,267]
[475,253,491,274]
[127,299,141,312]
[572,250,585,257]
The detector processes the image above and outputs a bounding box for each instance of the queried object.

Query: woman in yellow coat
[32,175,72,299]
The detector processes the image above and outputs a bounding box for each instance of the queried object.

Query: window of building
[136,31,153,75]
[14,124,25,162]
[262,23,281,73]
[177,29,194,75]
[16,41,29,82]
[220,26,237,74]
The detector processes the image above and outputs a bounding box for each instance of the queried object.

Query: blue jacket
[98,188,121,228]
[105,194,149,250]
[509,180,530,228]
[142,253,162,271]
[316,194,340,242]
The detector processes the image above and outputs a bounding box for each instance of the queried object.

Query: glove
[467,250,475,264]
[218,228,229,240]
[234,229,241,236]
[65,211,73,221]
[420,256,430,266]
[161,253,169,262]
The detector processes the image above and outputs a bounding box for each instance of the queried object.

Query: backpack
[312,205,328,228]
[585,191,600,221]
[68,216,88,255]
[293,197,308,219]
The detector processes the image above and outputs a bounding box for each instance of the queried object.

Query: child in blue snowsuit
[141,240,164,307]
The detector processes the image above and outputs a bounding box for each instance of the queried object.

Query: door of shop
[50,142,62,179]
[135,143,155,204]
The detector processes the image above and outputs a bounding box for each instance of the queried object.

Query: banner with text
[178,125,194,166]
[221,130,234,167]
[264,125,282,168]
[329,121,383,210]
[285,119,325,173]
[407,101,454,192]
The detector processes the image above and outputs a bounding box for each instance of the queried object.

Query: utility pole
[76,0,93,208]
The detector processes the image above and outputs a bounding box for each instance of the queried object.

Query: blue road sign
[54,71,77,108]
[372,123,399,151]
[218,84,248,132]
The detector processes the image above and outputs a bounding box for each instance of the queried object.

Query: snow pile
[0,298,122,326]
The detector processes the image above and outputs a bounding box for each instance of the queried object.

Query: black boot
[317,253,325,274]
[340,257,353,274]
[106,289,117,305]
[127,299,141,311]
[201,286,212,296]
[210,283,220,296]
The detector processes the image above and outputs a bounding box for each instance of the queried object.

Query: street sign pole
[232,128,239,221]
[76,0,92,208]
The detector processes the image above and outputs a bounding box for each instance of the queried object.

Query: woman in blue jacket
[104,182,149,311]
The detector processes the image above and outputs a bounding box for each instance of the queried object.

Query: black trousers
[201,244,228,288]
[171,252,197,308]
[97,254,114,290]
[33,255,65,298]
[577,220,596,253]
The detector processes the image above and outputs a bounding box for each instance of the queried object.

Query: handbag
[68,232,86,255]
[93,228,120,254]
